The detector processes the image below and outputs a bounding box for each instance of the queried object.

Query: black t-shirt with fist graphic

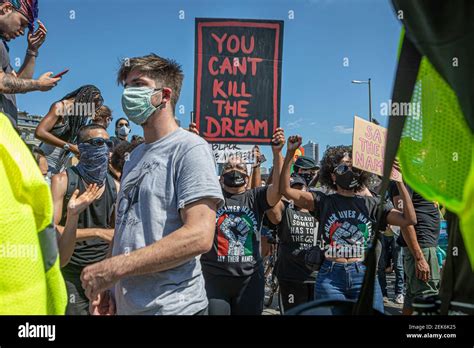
[201,187,271,276]
[311,191,393,259]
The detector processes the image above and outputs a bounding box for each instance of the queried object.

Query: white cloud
[333,125,353,134]
[287,118,303,129]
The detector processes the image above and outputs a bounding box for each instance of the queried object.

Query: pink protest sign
[352,116,402,182]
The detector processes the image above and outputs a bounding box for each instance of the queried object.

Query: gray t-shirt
[112,128,224,315]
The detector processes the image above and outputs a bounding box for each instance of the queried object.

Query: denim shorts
[314,259,384,313]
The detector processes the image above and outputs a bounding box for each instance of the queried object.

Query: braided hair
[60,85,103,143]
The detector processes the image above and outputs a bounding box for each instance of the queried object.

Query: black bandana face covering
[222,170,246,188]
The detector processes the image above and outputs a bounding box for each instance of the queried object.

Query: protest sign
[210,143,256,164]
[352,116,402,182]
[194,18,283,144]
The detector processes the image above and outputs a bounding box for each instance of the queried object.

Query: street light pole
[351,79,373,123]
[368,78,372,123]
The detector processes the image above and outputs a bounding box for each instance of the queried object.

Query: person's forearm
[279,151,294,197]
[250,165,261,188]
[35,126,70,148]
[58,213,79,267]
[17,54,36,79]
[56,225,114,242]
[0,73,39,94]
[266,152,283,205]
[396,182,417,225]
[112,225,211,279]
[266,201,284,225]
[401,225,424,260]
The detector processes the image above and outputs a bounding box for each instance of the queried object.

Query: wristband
[26,49,38,57]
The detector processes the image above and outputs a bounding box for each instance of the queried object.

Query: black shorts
[203,266,264,315]
[278,280,314,313]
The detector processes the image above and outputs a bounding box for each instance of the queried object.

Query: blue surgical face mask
[121,87,163,125]
[76,142,110,186]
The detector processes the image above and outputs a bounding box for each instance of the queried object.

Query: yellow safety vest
[0,113,67,314]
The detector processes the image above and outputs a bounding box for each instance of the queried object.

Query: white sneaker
[395,294,404,304]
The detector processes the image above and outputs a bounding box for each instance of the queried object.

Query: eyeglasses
[82,137,114,148]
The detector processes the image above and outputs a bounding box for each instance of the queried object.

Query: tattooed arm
[0,70,60,94]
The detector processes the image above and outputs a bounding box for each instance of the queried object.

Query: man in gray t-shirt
[81,54,223,315]
[113,128,222,314]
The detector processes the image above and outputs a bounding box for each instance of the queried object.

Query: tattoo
[1,74,37,94]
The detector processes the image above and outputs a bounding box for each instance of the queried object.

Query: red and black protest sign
[194,18,283,144]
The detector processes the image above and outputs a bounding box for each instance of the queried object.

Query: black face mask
[334,165,359,190]
[223,170,246,188]
[299,173,313,186]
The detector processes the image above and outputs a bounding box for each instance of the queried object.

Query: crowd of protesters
[0,0,444,316]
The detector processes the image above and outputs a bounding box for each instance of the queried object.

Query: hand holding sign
[287,135,302,154]
[188,122,199,136]
[391,158,403,182]
[252,145,262,167]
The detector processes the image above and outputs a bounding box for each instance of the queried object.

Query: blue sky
[9,0,401,163]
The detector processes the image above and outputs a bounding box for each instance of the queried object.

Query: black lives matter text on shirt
[312,191,393,259]
[201,186,271,277]
[194,18,283,144]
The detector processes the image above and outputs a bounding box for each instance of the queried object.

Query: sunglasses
[82,137,114,148]
[334,163,352,175]
[334,163,362,176]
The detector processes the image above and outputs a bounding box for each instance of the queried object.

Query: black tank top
[60,170,116,271]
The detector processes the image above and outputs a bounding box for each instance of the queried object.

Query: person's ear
[331,173,336,183]
[0,3,13,14]
[161,87,172,104]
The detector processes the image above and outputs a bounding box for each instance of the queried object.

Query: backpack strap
[65,166,80,203]
[105,172,118,204]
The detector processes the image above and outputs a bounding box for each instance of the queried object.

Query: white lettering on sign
[210,143,256,164]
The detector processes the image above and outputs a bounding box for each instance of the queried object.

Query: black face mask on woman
[299,172,313,186]
[334,164,359,190]
[222,170,246,187]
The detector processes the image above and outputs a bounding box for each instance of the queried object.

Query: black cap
[290,174,307,187]
[294,156,319,170]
